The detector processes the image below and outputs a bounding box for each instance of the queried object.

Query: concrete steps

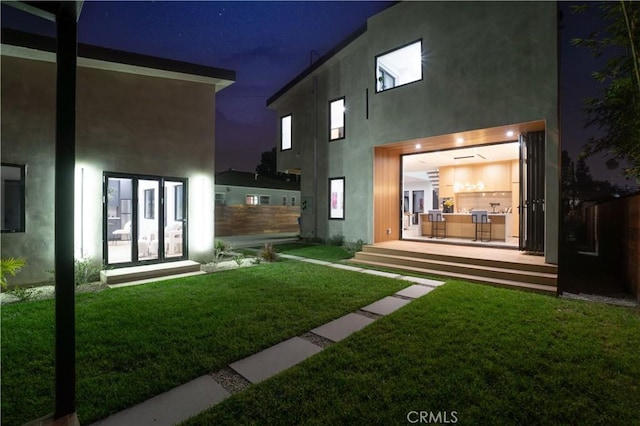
[101,260,203,285]
[352,245,557,294]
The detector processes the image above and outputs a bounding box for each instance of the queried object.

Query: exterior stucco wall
[272,1,559,262]
[1,55,218,285]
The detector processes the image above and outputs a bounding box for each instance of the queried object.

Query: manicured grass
[184,281,640,425]
[274,242,353,262]
[0,260,407,425]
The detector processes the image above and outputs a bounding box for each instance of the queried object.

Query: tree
[255,147,291,181]
[571,2,640,180]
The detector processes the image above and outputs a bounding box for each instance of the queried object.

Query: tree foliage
[571,2,640,180]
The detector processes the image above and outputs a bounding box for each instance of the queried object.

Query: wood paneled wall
[215,205,300,237]
[374,147,401,242]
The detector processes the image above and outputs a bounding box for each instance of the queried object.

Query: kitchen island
[420,213,512,241]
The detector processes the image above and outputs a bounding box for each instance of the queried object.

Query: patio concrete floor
[89,256,444,426]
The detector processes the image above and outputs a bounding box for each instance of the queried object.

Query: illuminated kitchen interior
[402,141,520,247]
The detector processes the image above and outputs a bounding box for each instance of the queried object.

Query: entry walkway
[91,256,444,426]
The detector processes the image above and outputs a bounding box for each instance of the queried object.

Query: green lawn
[184,281,640,425]
[0,260,407,426]
[274,242,353,262]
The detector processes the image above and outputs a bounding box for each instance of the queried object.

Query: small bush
[252,257,262,265]
[259,243,278,263]
[234,254,245,266]
[328,234,345,246]
[344,239,366,256]
[214,240,233,264]
[75,257,102,286]
[8,286,31,302]
[1,257,27,291]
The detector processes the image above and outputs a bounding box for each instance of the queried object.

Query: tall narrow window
[1,163,26,233]
[281,114,292,151]
[329,177,345,220]
[375,40,423,92]
[329,97,345,141]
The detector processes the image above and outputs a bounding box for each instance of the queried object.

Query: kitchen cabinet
[439,166,454,198]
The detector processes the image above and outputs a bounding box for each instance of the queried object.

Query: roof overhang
[1,28,236,90]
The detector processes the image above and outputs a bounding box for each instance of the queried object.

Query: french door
[104,173,187,266]
[519,131,545,253]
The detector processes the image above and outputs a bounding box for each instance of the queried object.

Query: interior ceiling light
[416,144,421,149]
[456,137,464,143]
[506,130,514,137]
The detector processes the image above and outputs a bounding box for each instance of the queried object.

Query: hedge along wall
[215,205,300,236]
[596,192,640,301]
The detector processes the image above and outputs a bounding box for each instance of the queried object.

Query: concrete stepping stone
[361,296,410,316]
[395,284,435,299]
[399,276,445,287]
[90,376,228,426]
[230,337,322,384]
[359,269,403,279]
[311,313,374,342]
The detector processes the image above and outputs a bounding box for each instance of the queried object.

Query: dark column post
[54,2,78,420]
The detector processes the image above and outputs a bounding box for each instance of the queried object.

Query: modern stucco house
[1,29,235,286]
[267,2,559,277]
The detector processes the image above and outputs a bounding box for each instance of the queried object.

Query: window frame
[328,177,345,220]
[214,192,226,205]
[291,196,296,207]
[328,96,346,141]
[375,39,423,93]
[1,163,26,233]
[245,194,259,205]
[280,114,293,151]
[259,195,271,205]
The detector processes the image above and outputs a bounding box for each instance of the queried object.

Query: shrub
[259,243,278,263]
[75,256,102,286]
[328,234,345,246]
[344,239,366,256]
[1,257,27,291]
[8,286,32,302]
[214,239,233,264]
[234,254,245,266]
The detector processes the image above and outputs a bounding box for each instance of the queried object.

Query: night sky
[1,1,628,185]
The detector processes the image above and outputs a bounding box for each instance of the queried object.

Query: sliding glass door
[105,173,187,266]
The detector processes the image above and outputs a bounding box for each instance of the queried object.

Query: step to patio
[100,260,203,285]
[351,258,556,294]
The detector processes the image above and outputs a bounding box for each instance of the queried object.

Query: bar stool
[471,210,491,242]
[427,209,446,239]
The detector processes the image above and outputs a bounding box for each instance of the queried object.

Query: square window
[215,193,225,205]
[259,195,270,205]
[329,97,345,141]
[246,195,259,205]
[281,114,292,151]
[1,163,26,232]
[376,40,423,92]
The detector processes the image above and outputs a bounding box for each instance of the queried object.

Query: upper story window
[1,163,26,233]
[281,114,292,151]
[215,193,226,205]
[291,196,296,207]
[375,40,423,92]
[329,97,345,141]
[246,195,259,205]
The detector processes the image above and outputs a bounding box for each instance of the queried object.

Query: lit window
[246,195,259,205]
[376,40,422,92]
[259,195,270,205]
[281,114,292,151]
[329,97,345,141]
[1,163,26,233]
[215,193,225,205]
[329,177,345,220]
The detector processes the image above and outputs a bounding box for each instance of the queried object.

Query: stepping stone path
[90,257,444,426]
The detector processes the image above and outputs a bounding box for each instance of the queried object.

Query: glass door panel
[137,179,160,261]
[107,177,133,264]
[164,180,185,258]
